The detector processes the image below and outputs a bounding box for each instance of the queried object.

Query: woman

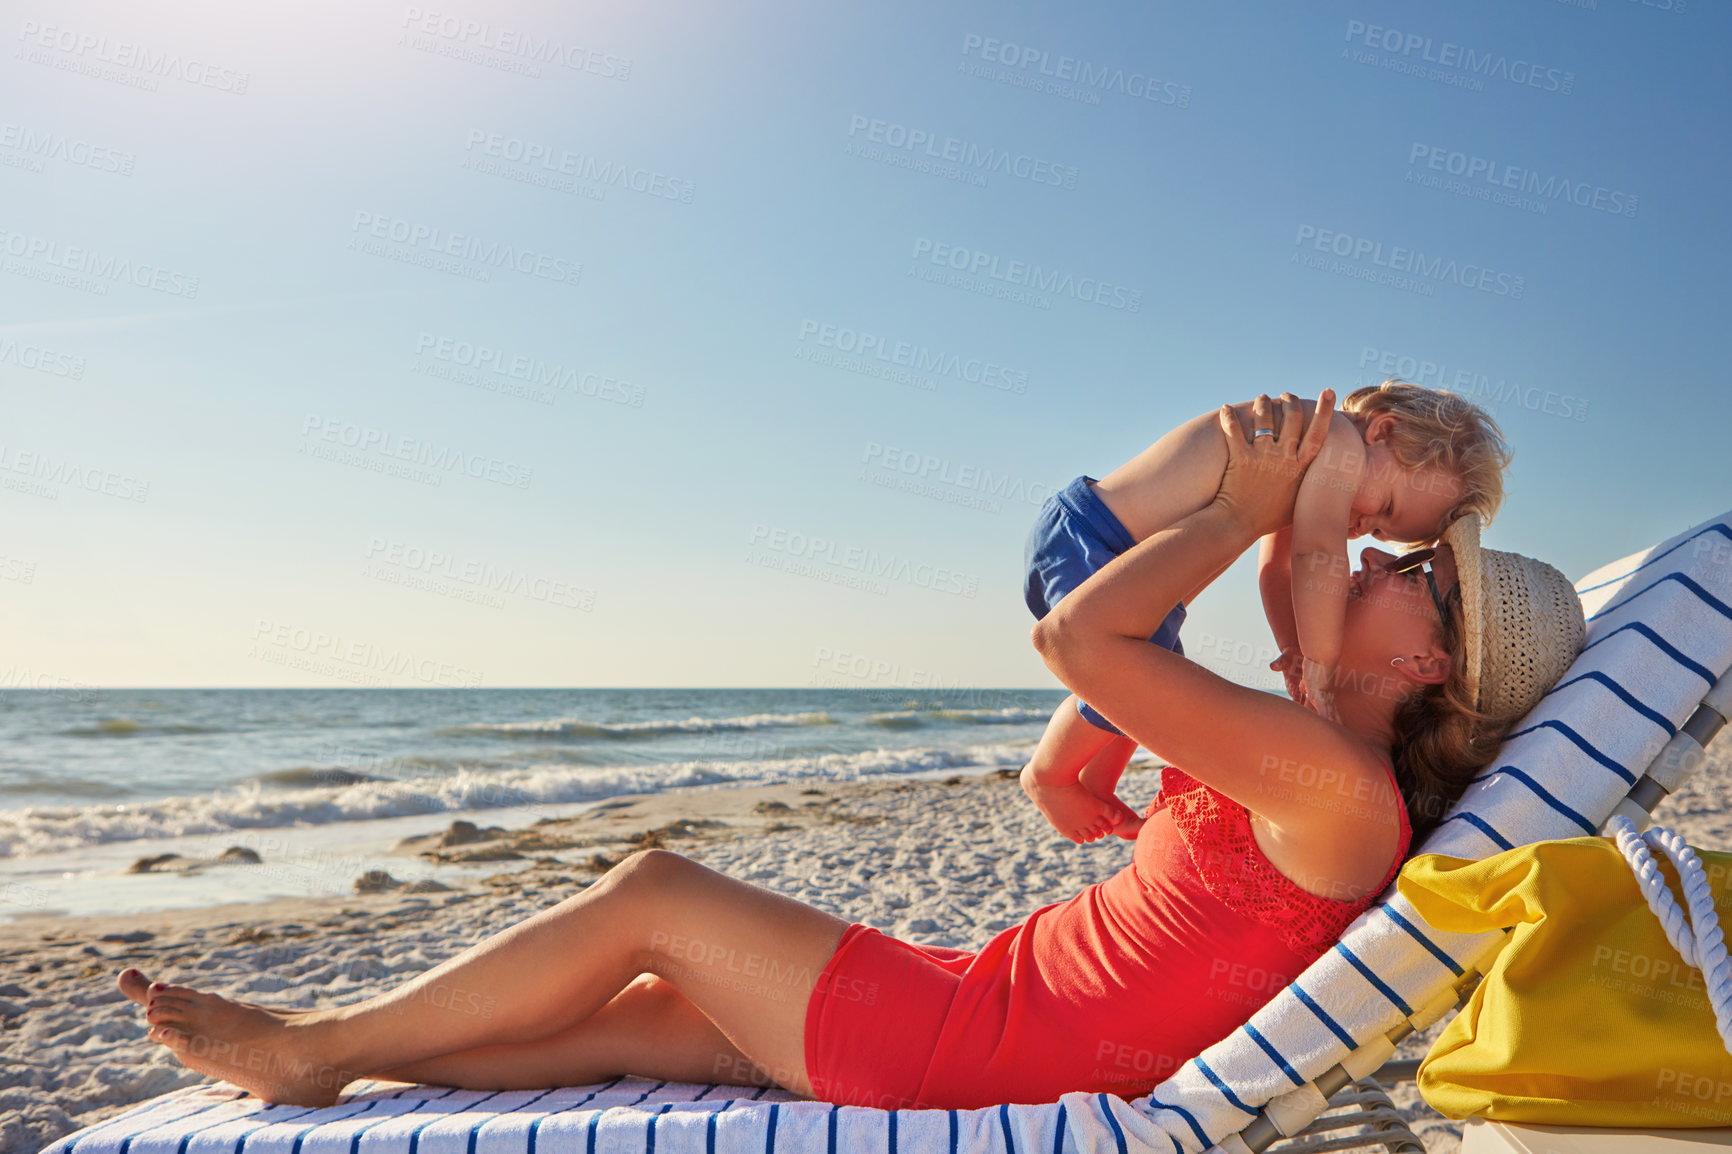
[117,393,1585,1111]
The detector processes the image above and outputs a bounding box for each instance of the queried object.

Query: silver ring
[1252,427,1276,439]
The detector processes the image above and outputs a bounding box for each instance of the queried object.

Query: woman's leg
[118,850,849,1107]
[368,975,781,1092]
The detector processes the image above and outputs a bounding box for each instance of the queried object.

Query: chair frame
[1225,670,1732,1154]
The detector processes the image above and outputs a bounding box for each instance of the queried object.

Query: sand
[2,748,1728,1154]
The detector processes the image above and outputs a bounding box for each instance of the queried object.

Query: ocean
[0,687,1068,922]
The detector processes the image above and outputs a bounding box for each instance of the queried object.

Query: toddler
[1021,380,1510,843]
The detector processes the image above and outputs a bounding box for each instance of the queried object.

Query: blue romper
[1024,476,1185,735]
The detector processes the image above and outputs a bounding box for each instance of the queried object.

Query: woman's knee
[609,848,700,889]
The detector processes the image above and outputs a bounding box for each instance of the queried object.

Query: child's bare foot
[117,968,356,1106]
[1020,766,1120,844]
[1110,805,1146,840]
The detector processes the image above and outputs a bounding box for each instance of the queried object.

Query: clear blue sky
[1,0,1725,689]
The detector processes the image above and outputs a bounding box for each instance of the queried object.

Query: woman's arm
[1032,393,1388,832]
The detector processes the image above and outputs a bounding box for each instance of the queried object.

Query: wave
[0,744,1027,859]
[0,777,128,799]
[435,712,837,740]
[866,707,1050,728]
[250,767,384,789]
[248,756,477,789]
[59,719,228,738]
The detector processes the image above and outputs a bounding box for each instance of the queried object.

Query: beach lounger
[39,508,1732,1154]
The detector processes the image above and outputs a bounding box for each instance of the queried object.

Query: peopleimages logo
[1342,20,1574,94]
[959,34,1191,107]
[1356,347,1588,422]
[0,122,135,175]
[0,227,200,297]
[910,237,1141,312]
[747,524,979,599]
[845,115,1079,190]
[16,20,251,93]
[462,130,694,204]
[796,320,1028,394]
[1293,226,1525,299]
[399,7,631,79]
[1407,144,1637,218]
[349,211,581,287]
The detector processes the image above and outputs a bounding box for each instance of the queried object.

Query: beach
[3,743,1728,1154]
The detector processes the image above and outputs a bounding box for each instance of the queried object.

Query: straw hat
[1440,513,1586,723]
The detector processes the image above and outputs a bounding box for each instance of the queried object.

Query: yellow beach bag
[1396,818,1732,1127]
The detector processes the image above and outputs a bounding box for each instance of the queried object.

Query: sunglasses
[1390,547,1451,628]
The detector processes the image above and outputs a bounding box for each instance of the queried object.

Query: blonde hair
[1342,379,1511,531]
[1386,584,1527,842]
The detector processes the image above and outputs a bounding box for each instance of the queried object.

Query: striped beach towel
[41,509,1732,1154]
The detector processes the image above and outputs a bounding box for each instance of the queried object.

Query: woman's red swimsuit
[803,762,1412,1110]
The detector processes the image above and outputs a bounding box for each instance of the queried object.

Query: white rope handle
[1607,814,1732,1053]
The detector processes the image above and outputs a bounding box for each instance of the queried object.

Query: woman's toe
[118,969,153,1004]
[147,999,190,1024]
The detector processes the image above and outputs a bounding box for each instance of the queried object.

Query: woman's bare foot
[117,968,357,1106]
[1019,766,1124,844]
[119,968,313,1018]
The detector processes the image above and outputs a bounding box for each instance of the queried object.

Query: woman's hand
[1214,390,1335,539]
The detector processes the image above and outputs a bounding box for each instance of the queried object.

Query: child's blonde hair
[1341,378,1511,529]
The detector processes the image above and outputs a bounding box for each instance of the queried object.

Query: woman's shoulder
[1167,749,1409,900]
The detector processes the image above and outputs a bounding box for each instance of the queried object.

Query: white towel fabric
[40,510,1732,1154]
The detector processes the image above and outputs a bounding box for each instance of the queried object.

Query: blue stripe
[1490,720,1637,785]
[1582,621,1715,686]
[96,1093,250,1154]
[1575,523,1732,595]
[629,1080,669,1106]
[1146,1098,1210,1150]
[1470,766,1596,833]
[471,1087,554,1154]
[584,1111,597,1154]
[1548,671,1675,736]
[765,1102,780,1153]
[888,1109,898,1154]
[292,1097,390,1154]
[1095,1094,1132,1154]
[1291,984,1356,1049]
[1383,905,1465,977]
[350,1088,458,1154]
[998,1103,1017,1153]
[826,1104,838,1154]
[1333,941,1413,1016]
[706,1109,718,1154]
[531,1077,621,1154]
[1244,1022,1304,1087]
[947,1109,958,1152]
[1048,1102,1066,1154]
[1193,1058,1256,1116]
[1593,571,1732,626]
[1440,811,1515,851]
[408,1090,500,1154]
[647,1100,676,1154]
